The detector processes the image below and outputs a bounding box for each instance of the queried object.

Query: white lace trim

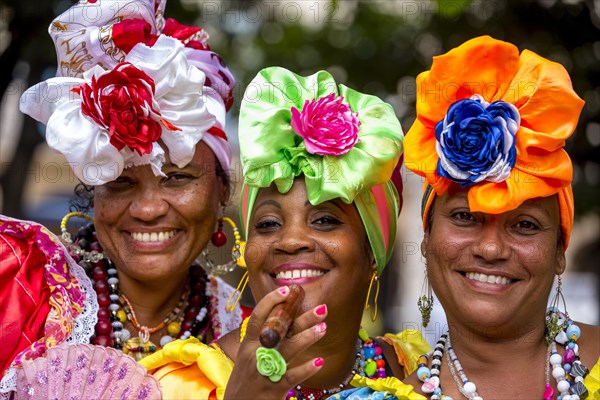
[63,238,98,345]
[0,368,16,396]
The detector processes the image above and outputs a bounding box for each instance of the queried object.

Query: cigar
[259,285,305,348]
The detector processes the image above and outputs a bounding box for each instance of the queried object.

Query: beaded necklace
[416,322,590,400]
[285,328,388,400]
[63,220,212,359]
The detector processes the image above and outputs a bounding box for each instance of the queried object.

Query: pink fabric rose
[291,93,360,156]
[72,62,179,155]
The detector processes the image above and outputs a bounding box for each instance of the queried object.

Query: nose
[128,186,169,222]
[472,220,511,263]
[274,222,315,255]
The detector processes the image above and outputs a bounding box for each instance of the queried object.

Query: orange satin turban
[404,36,584,248]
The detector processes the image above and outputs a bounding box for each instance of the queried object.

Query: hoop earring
[418,268,434,328]
[226,271,248,312]
[364,271,380,322]
[60,211,105,264]
[546,274,569,343]
[200,212,246,276]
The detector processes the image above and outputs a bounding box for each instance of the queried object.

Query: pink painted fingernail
[278,286,289,296]
[314,304,327,316]
[313,357,324,367]
[312,322,327,334]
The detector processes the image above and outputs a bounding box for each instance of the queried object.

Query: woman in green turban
[140,67,429,399]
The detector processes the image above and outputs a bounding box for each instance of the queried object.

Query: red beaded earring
[211,217,227,247]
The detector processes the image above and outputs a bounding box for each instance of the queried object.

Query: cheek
[244,238,269,270]
[511,239,558,276]
[181,182,220,221]
[92,190,121,226]
[427,237,467,267]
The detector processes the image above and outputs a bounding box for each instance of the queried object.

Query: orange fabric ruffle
[405,36,583,247]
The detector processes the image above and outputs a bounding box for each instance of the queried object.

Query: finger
[279,321,327,362]
[286,303,328,338]
[280,357,325,390]
[244,286,291,342]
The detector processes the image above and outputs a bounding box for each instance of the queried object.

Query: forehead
[165,141,217,168]
[253,179,357,216]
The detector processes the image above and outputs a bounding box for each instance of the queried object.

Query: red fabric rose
[73,62,176,155]
[112,19,158,53]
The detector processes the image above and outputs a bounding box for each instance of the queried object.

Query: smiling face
[423,187,566,334]
[93,142,228,283]
[245,179,374,322]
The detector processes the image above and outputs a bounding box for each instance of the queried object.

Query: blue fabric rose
[435,94,519,186]
[329,387,399,400]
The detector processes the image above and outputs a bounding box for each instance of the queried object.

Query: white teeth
[275,269,326,279]
[131,230,176,242]
[465,272,511,285]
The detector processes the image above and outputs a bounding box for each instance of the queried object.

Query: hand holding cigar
[259,285,305,348]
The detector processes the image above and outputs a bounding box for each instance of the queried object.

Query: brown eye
[312,216,341,225]
[165,173,193,182]
[451,211,477,223]
[255,219,280,231]
[105,176,134,189]
[514,220,540,232]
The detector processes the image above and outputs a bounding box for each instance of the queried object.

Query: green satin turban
[239,67,404,275]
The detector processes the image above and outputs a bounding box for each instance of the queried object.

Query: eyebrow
[519,202,553,218]
[254,199,282,211]
[310,199,347,214]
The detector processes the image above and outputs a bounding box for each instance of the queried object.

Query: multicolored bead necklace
[285,328,387,400]
[61,215,212,359]
[416,319,590,400]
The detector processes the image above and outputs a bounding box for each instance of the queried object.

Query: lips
[464,271,513,285]
[130,230,177,243]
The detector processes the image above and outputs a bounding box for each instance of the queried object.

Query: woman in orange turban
[403,36,599,399]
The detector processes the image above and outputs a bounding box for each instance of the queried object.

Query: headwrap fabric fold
[19,0,235,185]
[239,68,404,274]
[405,36,583,247]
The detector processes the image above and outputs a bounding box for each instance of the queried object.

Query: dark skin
[218,180,406,399]
[404,187,600,399]
[93,142,229,346]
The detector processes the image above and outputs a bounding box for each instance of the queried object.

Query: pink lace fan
[14,343,161,399]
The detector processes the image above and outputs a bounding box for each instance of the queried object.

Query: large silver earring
[546,274,569,343]
[418,268,434,328]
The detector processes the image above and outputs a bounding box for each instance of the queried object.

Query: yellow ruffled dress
[140,330,430,399]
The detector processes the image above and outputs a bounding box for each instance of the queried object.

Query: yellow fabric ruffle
[348,375,426,399]
[584,357,600,400]
[139,337,233,400]
[139,330,429,399]
[381,329,431,376]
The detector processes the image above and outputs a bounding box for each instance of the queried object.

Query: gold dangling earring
[545,274,569,343]
[364,270,380,322]
[417,268,434,328]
